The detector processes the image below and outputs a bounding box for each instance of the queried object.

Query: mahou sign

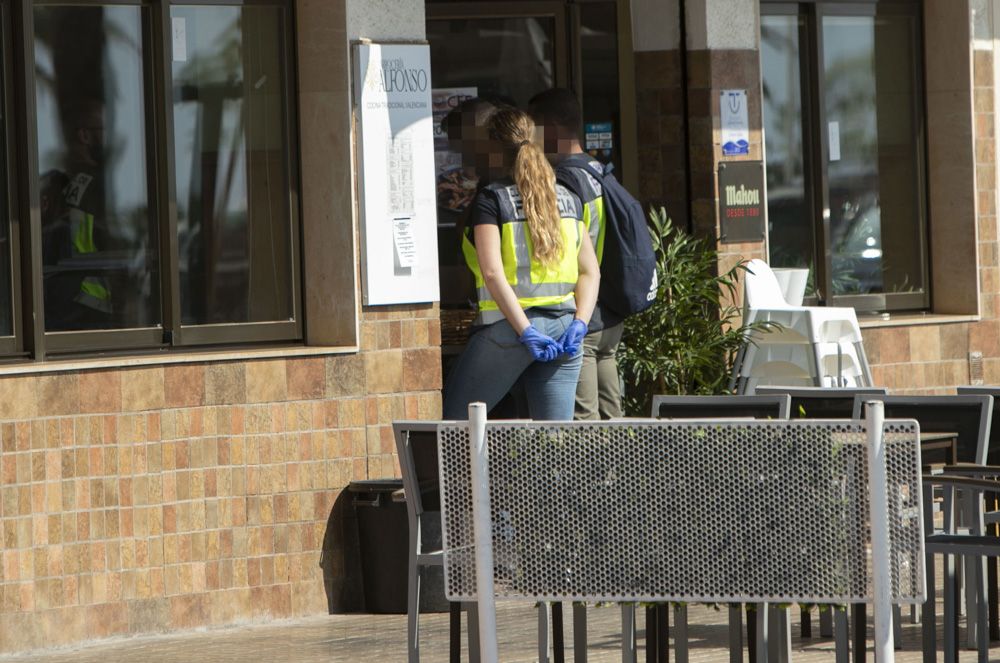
[718,161,765,243]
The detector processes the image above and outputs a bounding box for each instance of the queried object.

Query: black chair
[921,472,999,663]
[956,386,1000,642]
[854,394,994,656]
[651,394,791,420]
[753,385,888,418]
[851,395,993,466]
[396,421,565,663]
[394,421,466,663]
[753,386,887,649]
[650,394,791,663]
[958,387,1000,465]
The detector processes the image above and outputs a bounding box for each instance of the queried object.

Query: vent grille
[438,420,925,605]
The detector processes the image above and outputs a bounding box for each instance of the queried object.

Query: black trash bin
[348,479,448,614]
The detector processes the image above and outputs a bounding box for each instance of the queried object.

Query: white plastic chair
[731,260,874,393]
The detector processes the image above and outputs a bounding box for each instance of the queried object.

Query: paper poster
[172,17,187,62]
[393,217,416,269]
[388,133,414,216]
[432,87,478,214]
[828,121,842,162]
[354,43,439,305]
[720,90,749,156]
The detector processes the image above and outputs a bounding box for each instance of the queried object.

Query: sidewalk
[0,600,989,662]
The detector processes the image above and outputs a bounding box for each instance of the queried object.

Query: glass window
[760,2,927,311]
[427,8,564,313]
[580,2,622,173]
[761,13,815,278]
[11,0,302,357]
[0,9,13,340]
[823,11,925,299]
[34,4,160,332]
[171,4,295,326]
[427,16,559,108]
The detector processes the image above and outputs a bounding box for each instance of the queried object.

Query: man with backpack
[529,89,657,420]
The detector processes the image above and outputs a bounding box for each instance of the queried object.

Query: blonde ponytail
[488,109,565,267]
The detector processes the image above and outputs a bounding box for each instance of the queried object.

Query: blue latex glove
[558,319,588,356]
[518,325,561,362]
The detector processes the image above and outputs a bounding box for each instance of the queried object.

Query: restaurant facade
[0,0,996,652]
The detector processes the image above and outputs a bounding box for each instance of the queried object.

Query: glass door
[761,1,928,312]
[426,2,569,314]
[761,8,816,280]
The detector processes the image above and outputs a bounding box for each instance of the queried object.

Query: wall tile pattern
[859,50,999,393]
[0,305,442,653]
[634,47,765,313]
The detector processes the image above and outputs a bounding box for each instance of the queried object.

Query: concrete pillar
[630,0,688,230]
[684,0,764,271]
[347,0,425,40]
[631,0,764,277]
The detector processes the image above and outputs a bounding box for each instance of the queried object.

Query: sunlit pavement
[3,598,1000,662]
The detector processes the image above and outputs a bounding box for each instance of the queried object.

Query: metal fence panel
[437,419,924,605]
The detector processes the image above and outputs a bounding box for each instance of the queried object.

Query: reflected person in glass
[44,99,115,330]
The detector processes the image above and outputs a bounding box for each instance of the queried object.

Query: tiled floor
[2,600,998,662]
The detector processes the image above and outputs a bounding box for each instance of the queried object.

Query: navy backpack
[582,162,658,317]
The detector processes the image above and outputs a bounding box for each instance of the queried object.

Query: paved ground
[2,599,999,662]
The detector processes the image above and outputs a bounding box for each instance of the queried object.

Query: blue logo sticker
[722,139,749,156]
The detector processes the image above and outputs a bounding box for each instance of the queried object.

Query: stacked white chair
[730,260,874,394]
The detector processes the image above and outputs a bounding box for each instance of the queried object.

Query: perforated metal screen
[437,420,924,605]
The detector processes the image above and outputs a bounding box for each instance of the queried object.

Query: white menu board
[354,43,440,305]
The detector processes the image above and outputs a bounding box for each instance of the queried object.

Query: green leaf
[617,208,783,414]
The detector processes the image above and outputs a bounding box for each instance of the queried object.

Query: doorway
[426,0,632,314]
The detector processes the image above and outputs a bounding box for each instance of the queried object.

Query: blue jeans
[442,312,583,421]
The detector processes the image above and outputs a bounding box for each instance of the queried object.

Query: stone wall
[860,40,1000,393]
[0,306,442,653]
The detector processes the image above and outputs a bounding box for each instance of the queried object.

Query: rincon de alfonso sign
[718,161,765,244]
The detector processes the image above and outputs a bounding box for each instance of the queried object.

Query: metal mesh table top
[437,419,924,605]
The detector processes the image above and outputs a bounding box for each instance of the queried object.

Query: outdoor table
[920,431,958,466]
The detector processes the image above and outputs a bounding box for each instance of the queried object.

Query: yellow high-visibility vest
[68,208,112,313]
[555,157,607,263]
[462,181,584,326]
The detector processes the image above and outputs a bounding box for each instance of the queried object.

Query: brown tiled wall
[634,49,688,229]
[0,305,441,653]
[634,47,766,313]
[685,49,764,244]
[861,325,972,393]
[973,49,1000,383]
[859,48,999,394]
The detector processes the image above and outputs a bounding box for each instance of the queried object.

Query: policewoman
[442,107,599,421]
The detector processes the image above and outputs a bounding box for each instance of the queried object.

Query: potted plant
[617,208,776,416]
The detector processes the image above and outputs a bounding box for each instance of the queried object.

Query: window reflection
[761,15,815,278]
[428,15,557,311]
[34,5,159,331]
[0,17,11,337]
[172,5,294,325]
[427,17,556,108]
[580,3,622,172]
[823,13,925,297]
